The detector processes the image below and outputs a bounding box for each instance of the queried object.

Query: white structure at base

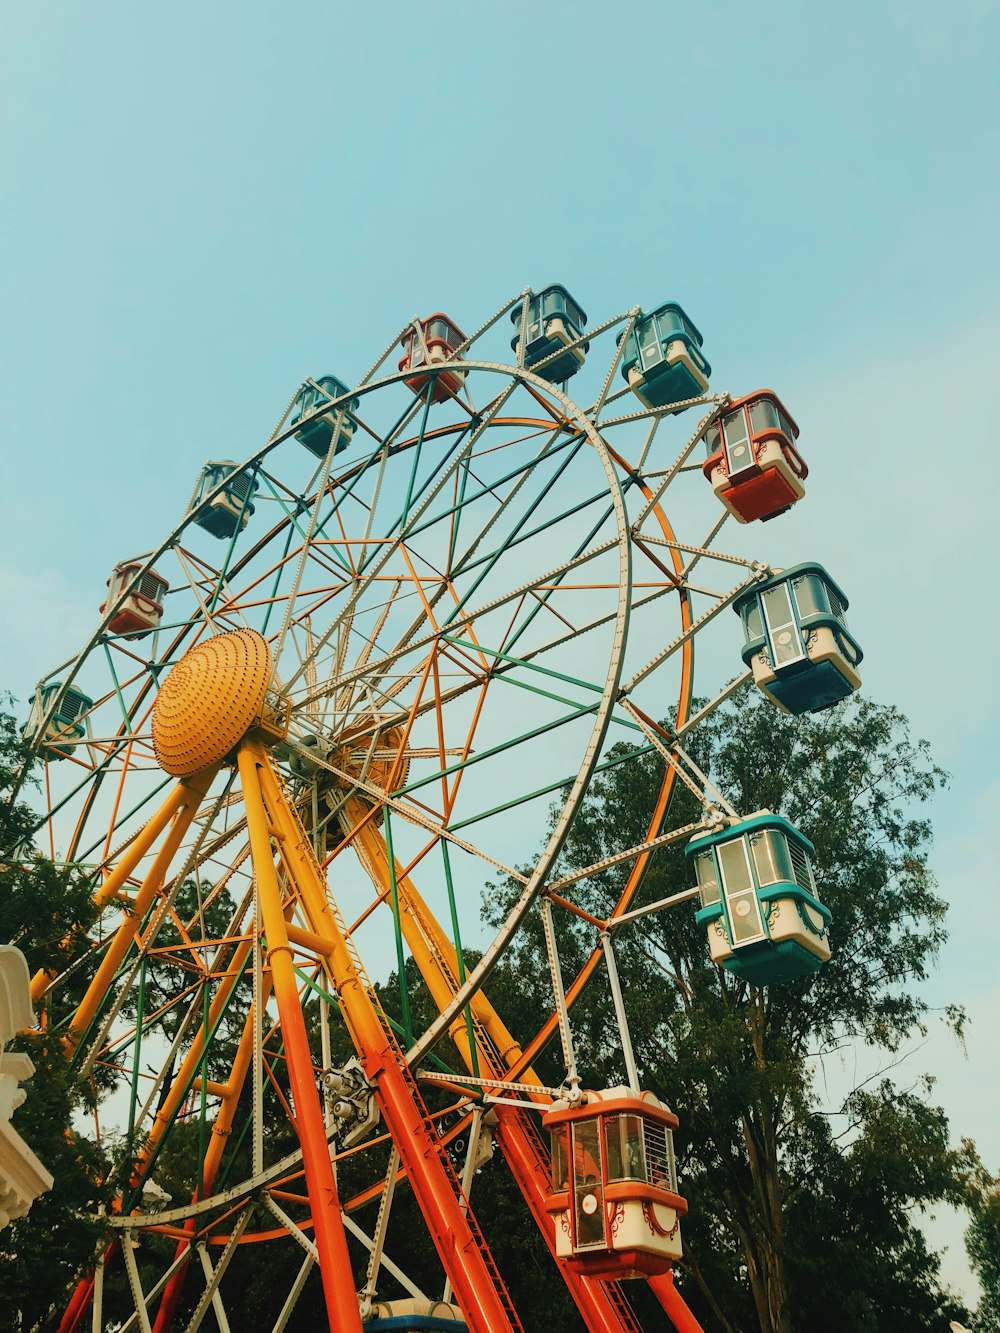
[0,945,53,1230]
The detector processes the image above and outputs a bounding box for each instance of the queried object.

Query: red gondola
[101,562,168,638]
[702,390,806,523]
[543,1087,686,1279]
[398,314,467,403]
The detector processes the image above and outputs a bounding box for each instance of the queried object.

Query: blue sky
[2,0,998,1305]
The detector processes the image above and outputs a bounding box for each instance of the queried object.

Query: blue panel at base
[636,359,705,407]
[296,420,333,456]
[194,508,242,540]
[363,1319,468,1331]
[295,419,353,459]
[722,939,824,986]
[769,660,856,715]
[523,341,584,383]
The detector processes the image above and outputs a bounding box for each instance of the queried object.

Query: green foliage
[0,698,111,1331]
[967,1166,1000,1331]
[0,1030,110,1332]
[483,687,969,1332]
[782,1081,973,1331]
[0,687,978,1332]
[0,702,99,988]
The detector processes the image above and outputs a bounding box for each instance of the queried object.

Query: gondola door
[571,1118,606,1251]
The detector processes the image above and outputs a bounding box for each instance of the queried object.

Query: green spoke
[442,436,590,625]
[441,840,479,1079]
[398,699,600,797]
[102,642,134,734]
[383,809,413,1046]
[449,738,657,833]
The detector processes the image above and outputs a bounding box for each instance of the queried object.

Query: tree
[0,686,976,1332]
[483,686,972,1332]
[0,699,111,1331]
[967,1166,1000,1332]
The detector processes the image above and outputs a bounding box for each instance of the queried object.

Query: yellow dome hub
[152,629,287,776]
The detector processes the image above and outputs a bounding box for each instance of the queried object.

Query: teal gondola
[187,461,258,540]
[733,562,862,715]
[617,302,710,410]
[363,1298,467,1330]
[362,1321,467,1331]
[290,375,360,459]
[510,285,589,383]
[687,811,831,985]
[22,683,92,760]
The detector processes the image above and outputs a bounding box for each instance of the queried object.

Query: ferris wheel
[16,286,860,1333]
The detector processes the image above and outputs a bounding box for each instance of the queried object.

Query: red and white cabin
[398,314,467,403]
[101,562,168,638]
[702,390,807,523]
[543,1087,686,1280]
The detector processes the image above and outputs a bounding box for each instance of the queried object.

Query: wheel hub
[151,629,276,776]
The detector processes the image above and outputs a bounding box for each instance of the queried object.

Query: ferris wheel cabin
[100,562,168,638]
[187,461,258,540]
[22,683,92,760]
[702,391,807,523]
[398,315,467,403]
[618,303,710,410]
[688,812,831,985]
[291,375,360,458]
[734,563,862,715]
[362,1299,466,1330]
[509,284,589,383]
[543,1087,686,1280]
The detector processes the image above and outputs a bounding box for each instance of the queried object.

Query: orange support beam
[344,803,642,1333]
[30,773,209,1005]
[649,1272,705,1333]
[238,744,363,1333]
[255,754,522,1333]
[61,769,216,1053]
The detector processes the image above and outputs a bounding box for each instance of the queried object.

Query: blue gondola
[617,302,710,410]
[733,562,862,715]
[363,1321,467,1331]
[363,1299,466,1330]
[510,285,589,383]
[22,683,92,760]
[187,462,258,540]
[687,811,831,985]
[290,375,360,459]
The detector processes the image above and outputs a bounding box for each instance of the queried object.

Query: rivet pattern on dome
[151,629,273,776]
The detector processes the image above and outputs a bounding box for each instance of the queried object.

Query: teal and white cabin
[617,302,710,410]
[187,461,258,540]
[687,811,831,985]
[22,683,92,761]
[510,284,589,383]
[733,562,862,715]
[290,375,360,459]
[362,1299,466,1330]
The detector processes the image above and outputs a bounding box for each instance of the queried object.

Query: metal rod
[601,932,640,1094]
[443,1106,484,1304]
[183,1209,252,1333]
[271,1254,314,1333]
[360,1146,400,1313]
[540,897,579,1098]
[122,1236,153,1333]
[608,886,702,930]
[91,1253,104,1333]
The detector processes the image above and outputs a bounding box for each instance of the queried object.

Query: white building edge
[0,944,53,1230]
